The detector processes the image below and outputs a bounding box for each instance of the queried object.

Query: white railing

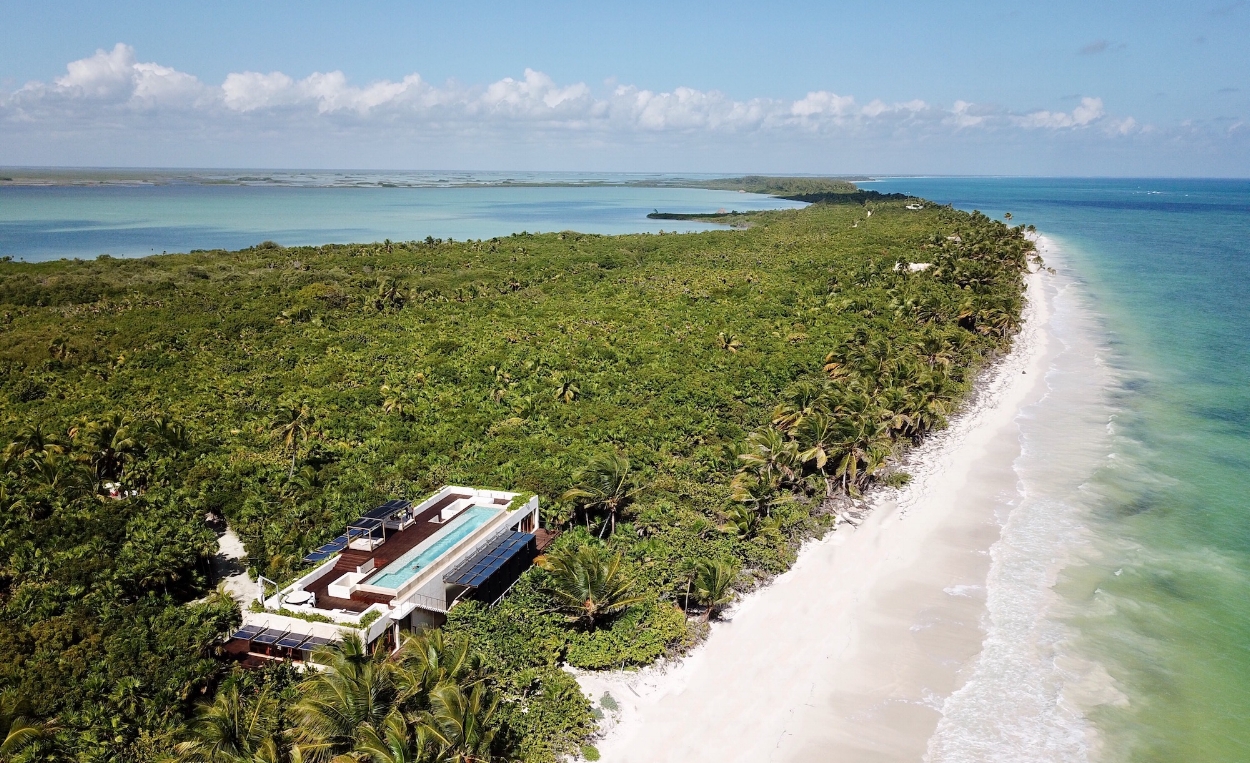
[399,591,449,614]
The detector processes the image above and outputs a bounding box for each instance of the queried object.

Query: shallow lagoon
[0,179,804,262]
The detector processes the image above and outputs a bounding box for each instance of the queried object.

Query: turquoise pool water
[366,505,501,590]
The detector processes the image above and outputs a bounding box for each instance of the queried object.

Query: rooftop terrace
[231,486,549,663]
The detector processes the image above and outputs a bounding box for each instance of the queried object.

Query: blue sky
[1,1,1247,174]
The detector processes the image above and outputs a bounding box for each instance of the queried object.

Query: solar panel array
[251,627,287,645]
[349,516,384,532]
[365,499,412,520]
[300,636,332,654]
[230,624,264,641]
[229,626,334,660]
[445,531,536,588]
[302,533,350,564]
[302,498,414,565]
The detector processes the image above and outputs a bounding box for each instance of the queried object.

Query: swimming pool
[366,505,501,590]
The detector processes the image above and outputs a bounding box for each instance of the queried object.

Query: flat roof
[364,505,504,591]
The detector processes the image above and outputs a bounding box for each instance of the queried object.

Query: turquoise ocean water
[866,178,1250,762]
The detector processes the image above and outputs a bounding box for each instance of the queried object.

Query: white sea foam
[925,236,1121,763]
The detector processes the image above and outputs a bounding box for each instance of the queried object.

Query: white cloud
[132,62,203,106]
[791,91,857,119]
[1107,116,1138,135]
[947,100,985,128]
[2,44,1147,149]
[1015,96,1106,129]
[54,43,140,98]
[222,71,296,111]
[481,69,593,116]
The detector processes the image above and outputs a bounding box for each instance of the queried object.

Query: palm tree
[0,689,45,759]
[172,683,278,762]
[718,504,780,541]
[916,332,956,370]
[284,465,322,501]
[561,452,637,537]
[48,337,69,362]
[272,404,312,479]
[693,559,737,621]
[484,366,515,403]
[376,279,406,311]
[149,414,193,452]
[354,711,425,763]
[421,683,500,763]
[75,413,142,482]
[536,544,645,629]
[551,372,579,404]
[3,422,66,471]
[771,379,831,431]
[394,631,484,705]
[728,471,778,518]
[715,332,743,353]
[834,417,893,494]
[795,412,839,497]
[291,633,397,762]
[736,428,799,490]
[28,450,92,499]
[380,385,416,419]
[876,387,916,438]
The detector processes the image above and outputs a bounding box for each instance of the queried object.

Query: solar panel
[365,499,412,519]
[251,628,288,646]
[349,516,385,531]
[444,531,536,588]
[276,633,310,650]
[299,636,333,660]
[230,624,264,641]
[303,551,330,564]
[318,536,348,553]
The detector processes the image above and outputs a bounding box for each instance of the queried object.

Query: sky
[0,1,1247,175]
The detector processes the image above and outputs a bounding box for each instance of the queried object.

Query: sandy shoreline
[578,240,1059,762]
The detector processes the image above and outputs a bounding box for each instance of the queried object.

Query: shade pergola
[347,516,386,546]
[365,499,413,521]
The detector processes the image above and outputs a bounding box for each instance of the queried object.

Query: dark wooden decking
[534,528,560,552]
[303,493,494,612]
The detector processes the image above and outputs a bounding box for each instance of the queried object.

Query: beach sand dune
[585,259,1055,763]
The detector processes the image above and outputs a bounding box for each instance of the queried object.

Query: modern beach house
[226,485,551,664]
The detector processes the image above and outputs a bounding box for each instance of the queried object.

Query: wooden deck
[534,527,560,552]
[302,492,516,612]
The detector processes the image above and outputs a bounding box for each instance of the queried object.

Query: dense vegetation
[673,175,865,195]
[0,195,1035,761]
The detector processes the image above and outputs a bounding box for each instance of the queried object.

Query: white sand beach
[580,241,1060,762]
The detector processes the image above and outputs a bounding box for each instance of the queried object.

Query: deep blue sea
[866,177,1250,763]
